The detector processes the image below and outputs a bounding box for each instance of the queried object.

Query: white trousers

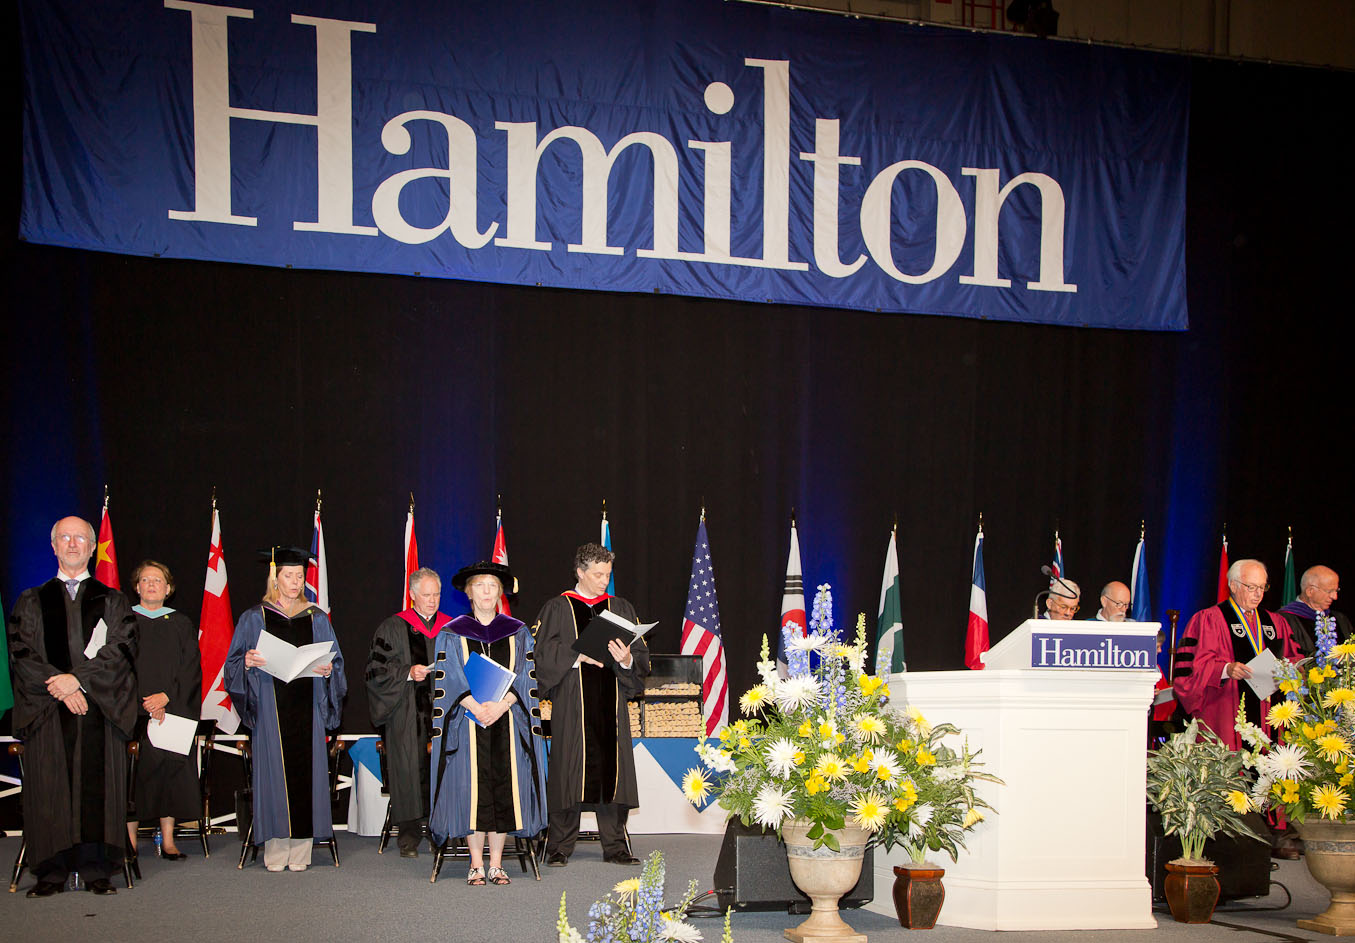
[263,838,313,871]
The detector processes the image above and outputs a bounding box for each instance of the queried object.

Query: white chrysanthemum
[933,764,965,783]
[752,784,794,829]
[775,675,822,712]
[1262,743,1315,781]
[765,737,799,778]
[872,751,903,783]
[695,743,737,773]
[787,632,832,654]
[659,918,703,942]
[904,705,933,736]
[907,802,935,838]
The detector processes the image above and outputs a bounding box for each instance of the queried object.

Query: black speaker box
[1145,810,1271,901]
[713,819,874,914]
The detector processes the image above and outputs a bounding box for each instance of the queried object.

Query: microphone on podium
[1034,565,1080,619]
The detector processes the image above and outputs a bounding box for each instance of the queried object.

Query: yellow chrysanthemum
[614,877,642,898]
[849,792,888,832]
[855,715,886,743]
[1225,790,1252,814]
[797,721,813,738]
[1317,734,1353,763]
[905,706,932,736]
[1313,784,1351,820]
[815,754,849,781]
[739,685,769,715]
[1333,643,1355,662]
[916,748,936,767]
[1325,689,1355,709]
[682,768,712,804]
[1267,701,1301,728]
[962,807,985,828]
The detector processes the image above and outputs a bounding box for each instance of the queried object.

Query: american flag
[1051,529,1064,583]
[680,516,727,736]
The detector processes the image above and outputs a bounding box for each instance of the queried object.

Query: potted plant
[556,850,731,943]
[1146,718,1267,923]
[1236,617,1355,935]
[683,586,998,937]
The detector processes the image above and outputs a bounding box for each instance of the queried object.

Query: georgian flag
[199,506,239,733]
[680,517,726,736]
[403,504,419,610]
[777,519,806,674]
[965,528,989,671]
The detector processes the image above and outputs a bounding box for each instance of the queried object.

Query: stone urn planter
[891,864,945,929]
[1163,860,1220,923]
[781,819,870,943]
[1296,819,1355,935]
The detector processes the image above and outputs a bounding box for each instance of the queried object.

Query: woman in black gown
[126,560,201,860]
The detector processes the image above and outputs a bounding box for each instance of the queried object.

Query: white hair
[1227,558,1266,583]
[408,567,441,596]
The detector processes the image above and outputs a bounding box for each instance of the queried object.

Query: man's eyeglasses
[1232,579,1269,595]
[1101,596,1131,611]
[54,534,91,545]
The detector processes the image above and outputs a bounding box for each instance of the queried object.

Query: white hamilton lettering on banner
[1032,634,1154,669]
[163,3,1076,292]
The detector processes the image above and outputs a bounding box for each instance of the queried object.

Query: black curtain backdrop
[5,29,1353,735]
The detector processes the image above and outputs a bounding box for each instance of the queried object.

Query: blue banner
[19,0,1189,329]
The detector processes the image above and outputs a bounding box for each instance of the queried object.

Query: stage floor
[0,833,1330,941]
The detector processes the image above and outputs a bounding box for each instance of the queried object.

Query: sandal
[487,866,511,885]
[466,867,486,886]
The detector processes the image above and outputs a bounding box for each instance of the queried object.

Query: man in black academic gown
[365,567,451,857]
[534,543,650,867]
[6,515,138,897]
[1278,565,1349,657]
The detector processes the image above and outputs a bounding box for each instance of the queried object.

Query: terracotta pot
[1163,860,1219,923]
[1296,819,1355,935]
[892,864,945,929]
[780,819,870,943]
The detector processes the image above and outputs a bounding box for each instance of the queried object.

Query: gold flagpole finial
[978,511,984,535]
[1288,524,1293,546]
[103,484,110,508]
[601,498,607,521]
[315,489,323,513]
[211,486,217,510]
[1140,519,1146,540]
[892,512,898,534]
[409,491,415,513]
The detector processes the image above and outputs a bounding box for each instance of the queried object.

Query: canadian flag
[493,510,511,616]
[199,506,239,733]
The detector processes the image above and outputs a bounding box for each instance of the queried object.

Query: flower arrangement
[683,584,998,864]
[1235,616,1355,823]
[1146,718,1267,862]
[556,851,730,943]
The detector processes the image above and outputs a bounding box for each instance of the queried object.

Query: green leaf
[807,822,824,840]
[822,832,841,852]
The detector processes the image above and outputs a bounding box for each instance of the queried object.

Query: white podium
[866,620,1160,930]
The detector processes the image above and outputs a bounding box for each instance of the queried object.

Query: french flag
[965,527,989,670]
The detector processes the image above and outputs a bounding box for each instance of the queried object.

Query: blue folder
[464,651,514,727]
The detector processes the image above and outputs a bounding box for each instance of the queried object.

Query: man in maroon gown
[1173,558,1300,750]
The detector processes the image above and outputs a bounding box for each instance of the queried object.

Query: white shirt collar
[57,569,91,583]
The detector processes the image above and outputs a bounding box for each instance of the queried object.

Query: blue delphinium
[1316,614,1338,669]
[586,901,615,943]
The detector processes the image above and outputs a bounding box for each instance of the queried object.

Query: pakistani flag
[875,528,905,676]
[1282,533,1297,604]
[0,590,13,718]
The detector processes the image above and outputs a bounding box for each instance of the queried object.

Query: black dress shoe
[399,847,419,859]
[546,852,569,867]
[604,853,641,866]
[88,878,117,895]
[161,850,188,861]
[26,880,63,898]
